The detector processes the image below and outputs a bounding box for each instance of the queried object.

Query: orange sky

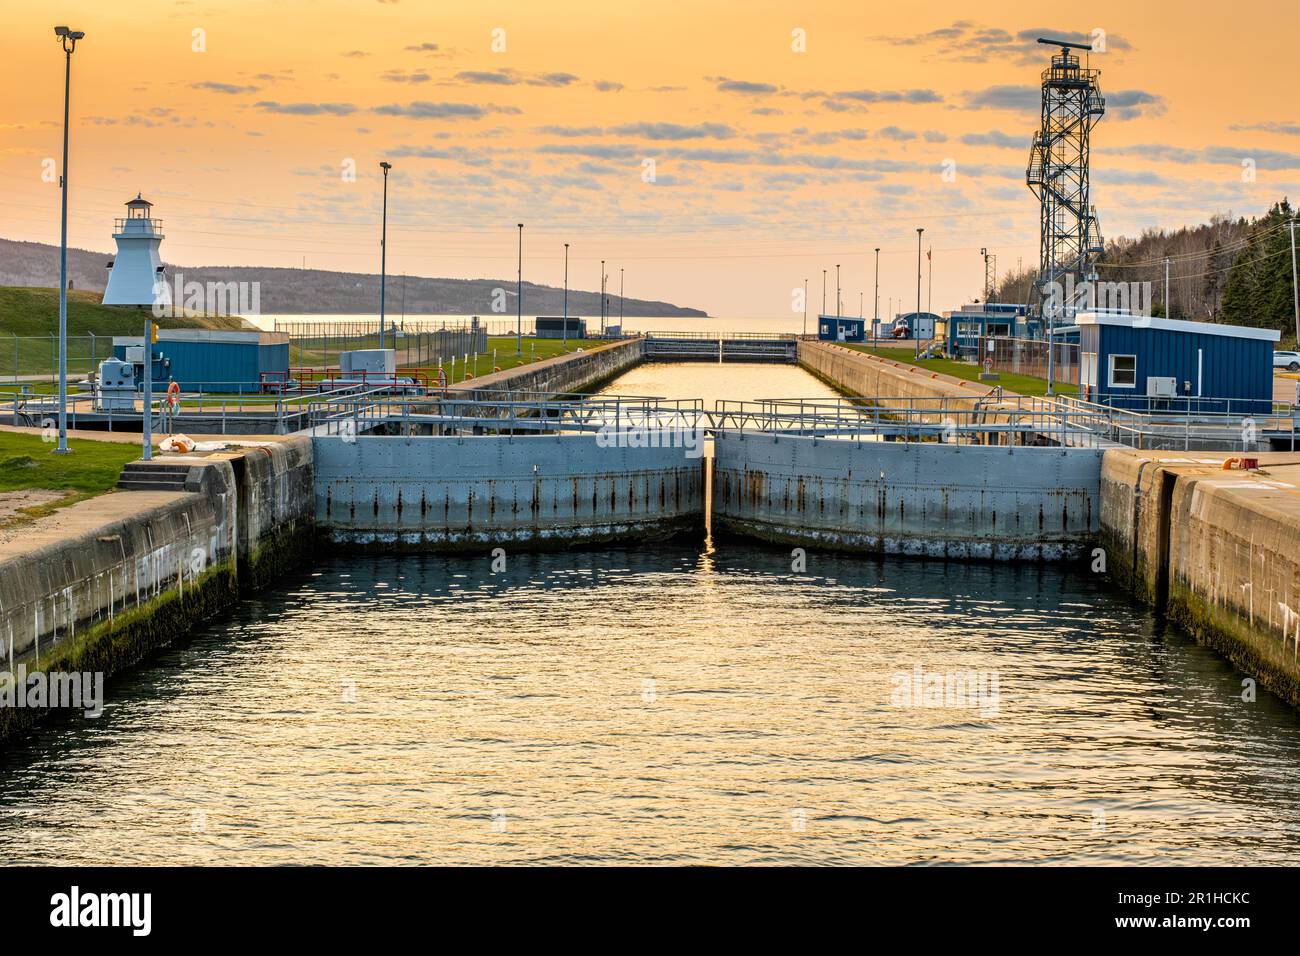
[2,0,1298,317]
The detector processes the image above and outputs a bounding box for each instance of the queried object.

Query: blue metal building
[1076,311,1279,413]
[942,303,1033,356]
[112,330,290,393]
[817,315,866,342]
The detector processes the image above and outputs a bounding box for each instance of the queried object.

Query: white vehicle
[1274,350,1300,371]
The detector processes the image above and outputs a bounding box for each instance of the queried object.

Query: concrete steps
[116,462,194,493]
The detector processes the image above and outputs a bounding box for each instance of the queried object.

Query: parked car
[1274,350,1300,371]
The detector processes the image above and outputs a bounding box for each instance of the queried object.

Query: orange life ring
[165,381,181,410]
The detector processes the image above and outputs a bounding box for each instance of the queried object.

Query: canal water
[2,363,1300,865]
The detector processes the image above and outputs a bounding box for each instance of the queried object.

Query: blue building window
[1108,354,1136,388]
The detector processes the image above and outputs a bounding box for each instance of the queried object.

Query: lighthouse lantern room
[103,193,170,307]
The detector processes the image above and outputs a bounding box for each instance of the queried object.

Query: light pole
[836,264,841,317]
[822,270,827,317]
[53,25,85,455]
[873,247,880,341]
[915,228,924,360]
[563,242,569,349]
[619,267,624,325]
[859,292,863,319]
[516,223,523,355]
[1290,217,1299,345]
[802,278,808,336]
[378,161,391,350]
[600,259,606,333]
[1164,256,1171,319]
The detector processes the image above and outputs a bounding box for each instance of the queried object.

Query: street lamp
[915,228,924,360]
[53,25,85,455]
[822,269,827,317]
[873,247,880,342]
[835,264,841,318]
[619,267,624,326]
[563,242,569,349]
[516,223,523,355]
[802,278,808,336]
[600,259,606,333]
[378,161,391,350]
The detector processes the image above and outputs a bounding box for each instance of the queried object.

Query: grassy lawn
[0,430,141,522]
[844,344,1060,397]
[0,286,246,379]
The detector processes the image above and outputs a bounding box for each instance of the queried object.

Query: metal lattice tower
[1026,38,1106,323]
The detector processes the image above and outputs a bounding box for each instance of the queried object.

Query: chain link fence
[1,334,117,382]
[274,319,495,370]
[980,336,1080,386]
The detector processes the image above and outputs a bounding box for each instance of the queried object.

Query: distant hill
[0,238,708,318]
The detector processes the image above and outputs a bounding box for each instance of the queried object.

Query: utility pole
[54,25,85,455]
[927,247,933,315]
[1164,256,1171,319]
[379,161,391,351]
[563,242,569,349]
[1291,217,1299,345]
[516,223,523,355]
[873,247,880,340]
[915,228,924,360]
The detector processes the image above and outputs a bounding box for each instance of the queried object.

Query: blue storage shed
[113,330,290,393]
[1076,311,1279,414]
[817,315,866,342]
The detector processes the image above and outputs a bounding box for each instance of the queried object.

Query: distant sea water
[249,314,819,336]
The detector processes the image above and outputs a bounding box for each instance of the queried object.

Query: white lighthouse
[103,194,170,307]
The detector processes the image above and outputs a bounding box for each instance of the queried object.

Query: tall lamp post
[600,259,606,334]
[873,247,880,341]
[53,25,85,455]
[1290,216,1299,345]
[619,267,624,326]
[835,264,841,318]
[915,228,924,360]
[378,161,391,350]
[516,223,523,355]
[822,269,827,317]
[802,278,808,336]
[563,242,569,350]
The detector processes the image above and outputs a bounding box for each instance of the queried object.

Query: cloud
[609,122,736,140]
[873,21,1131,64]
[960,130,1025,149]
[537,125,606,137]
[751,107,783,116]
[372,101,518,119]
[342,50,369,58]
[963,85,1039,112]
[1106,90,1166,121]
[878,126,917,141]
[1230,121,1300,136]
[404,42,440,53]
[832,89,942,105]
[253,101,357,116]
[1102,143,1300,169]
[381,70,432,83]
[192,81,260,95]
[594,80,624,92]
[453,69,580,87]
[715,78,780,95]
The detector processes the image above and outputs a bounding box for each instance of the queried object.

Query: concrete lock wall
[452,338,644,400]
[713,431,1102,560]
[1099,449,1300,706]
[224,435,316,590]
[0,464,239,670]
[313,432,704,550]
[799,339,994,411]
[0,439,316,739]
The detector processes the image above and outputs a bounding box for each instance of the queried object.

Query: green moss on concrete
[241,520,317,593]
[1167,578,1300,708]
[0,561,238,741]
